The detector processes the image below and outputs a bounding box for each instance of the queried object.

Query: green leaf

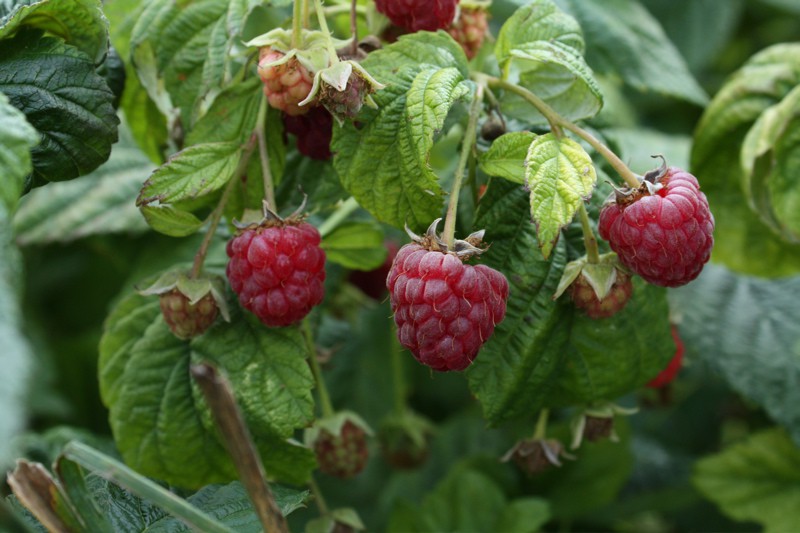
[0,92,37,213]
[478,131,537,184]
[691,43,800,276]
[140,205,206,238]
[321,221,386,270]
[137,142,241,207]
[0,0,109,64]
[13,121,151,245]
[467,180,571,424]
[694,427,800,533]
[495,1,602,124]
[670,264,800,446]
[0,31,119,184]
[525,133,596,258]
[185,78,262,147]
[54,458,114,533]
[741,84,800,243]
[557,0,709,106]
[98,289,316,488]
[332,32,470,230]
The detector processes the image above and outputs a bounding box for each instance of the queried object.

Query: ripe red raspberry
[598,165,714,287]
[226,217,326,327]
[313,420,369,479]
[159,289,218,339]
[447,6,489,59]
[282,106,333,160]
[258,48,313,116]
[375,0,458,32]
[647,326,685,388]
[348,241,399,300]
[386,224,509,371]
[570,270,633,319]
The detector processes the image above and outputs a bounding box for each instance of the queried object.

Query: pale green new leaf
[0,92,37,212]
[137,142,241,207]
[691,43,800,276]
[557,0,708,106]
[741,84,800,243]
[333,59,470,230]
[478,131,537,184]
[694,428,800,533]
[0,0,109,63]
[140,206,205,238]
[13,123,151,244]
[321,222,387,270]
[524,133,596,258]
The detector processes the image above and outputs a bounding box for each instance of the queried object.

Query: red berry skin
[159,289,218,339]
[348,241,399,300]
[282,107,333,160]
[226,222,326,327]
[570,271,633,319]
[447,7,489,59]
[598,168,714,287]
[647,326,685,388]
[386,244,509,371]
[375,0,458,32]
[314,421,369,479]
[258,49,313,116]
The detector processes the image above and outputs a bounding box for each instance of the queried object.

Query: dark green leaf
[694,427,800,533]
[558,0,708,105]
[670,264,800,445]
[98,289,316,488]
[0,0,109,63]
[0,31,119,184]
[691,43,800,276]
[13,121,151,245]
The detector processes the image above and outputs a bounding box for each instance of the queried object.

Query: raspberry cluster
[387,242,508,371]
[159,289,218,339]
[570,270,633,319]
[282,106,333,160]
[313,420,369,479]
[257,48,313,116]
[226,220,326,327]
[447,6,489,59]
[599,167,714,287]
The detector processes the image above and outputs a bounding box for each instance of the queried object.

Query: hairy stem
[303,319,335,418]
[480,75,640,188]
[578,203,600,264]
[191,135,256,279]
[317,196,359,237]
[443,84,484,249]
[256,96,277,211]
[191,364,289,533]
[314,0,340,64]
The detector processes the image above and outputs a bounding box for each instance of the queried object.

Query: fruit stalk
[292,0,303,48]
[191,363,289,533]
[533,408,550,440]
[314,0,340,64]
[318,196,359,237]
[304,319,336,418]
[191,135,256,279]
[578,203,600,264]
[256,96,277,211]
[443,84,483,249]
[480,75,640,188]
[308,476,330,515]
[390,325,408,414]
[350,0,358,56]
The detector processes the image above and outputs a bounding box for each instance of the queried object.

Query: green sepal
[304,410,373,447]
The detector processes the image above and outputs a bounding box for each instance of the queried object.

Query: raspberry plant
[2,1,800,532]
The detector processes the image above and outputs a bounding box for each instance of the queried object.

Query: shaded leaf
[321,221,386,270]
[478,131,537,184]
[0,92,37,212]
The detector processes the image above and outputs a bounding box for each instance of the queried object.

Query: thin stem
[317,196,359,237]
[191,364,290,533]
[256,96,277,211]
[443,84,484,249]
[578,203,600,264]
[350,0,358,56]
[480,75,640,188]
[308,477,329,515]
[302,0,310,28]
[292,0,303,48]
[390,325,407,414]
[314,0,340,64]
[63,442,234,533]
[191,135,256,278]
[533,408,550,440]
[303,319,335,418]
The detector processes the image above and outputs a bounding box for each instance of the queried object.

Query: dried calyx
[609,154,668,207]
[404,218,487,258]
[233,198,308,232]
